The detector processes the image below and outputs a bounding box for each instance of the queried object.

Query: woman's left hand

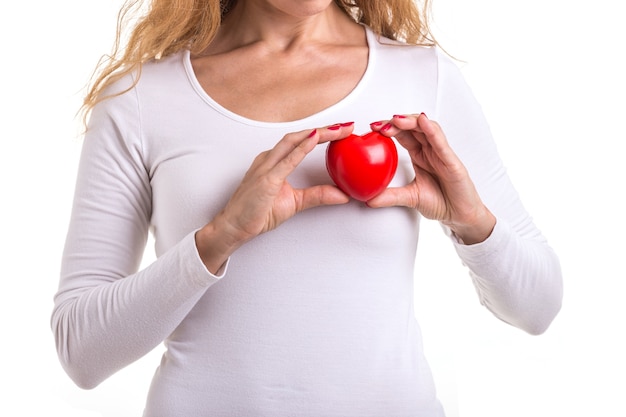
[368,113,496,245]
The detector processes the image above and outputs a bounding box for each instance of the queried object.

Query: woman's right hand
[195,123,354,273]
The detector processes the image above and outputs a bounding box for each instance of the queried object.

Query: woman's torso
[137,27,444,416]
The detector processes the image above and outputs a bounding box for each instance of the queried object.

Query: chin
[272,0,336,17]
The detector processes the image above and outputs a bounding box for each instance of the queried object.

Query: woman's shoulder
[365,26,459,74]
[104,50,186,90]
[141,50,189,80]
[368,30,460,85]
[366,28,459,87]
[366,27,436,59]
[96,50,190,111]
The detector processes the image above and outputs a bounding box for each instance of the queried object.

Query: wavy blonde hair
[82,0,435,123]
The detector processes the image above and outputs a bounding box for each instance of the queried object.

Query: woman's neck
[190,1,368,122]
[209,1,358,55]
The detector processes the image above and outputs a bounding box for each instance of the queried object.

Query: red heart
[326,131,398,201]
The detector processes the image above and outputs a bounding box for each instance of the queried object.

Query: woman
[52,0,563,415]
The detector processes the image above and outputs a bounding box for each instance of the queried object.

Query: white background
[1,1,624,416]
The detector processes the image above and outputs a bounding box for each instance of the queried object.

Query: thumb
[366,186,417,209]
[297,185,350,212]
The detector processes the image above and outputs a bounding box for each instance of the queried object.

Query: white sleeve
[434,50,563,335]
[51,79,226,389]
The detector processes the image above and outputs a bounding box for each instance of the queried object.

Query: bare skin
[192,1,368,122]
[195,125,354,274]
[369,114,496,245]
[193,0,495,274]
[193,1,364,273]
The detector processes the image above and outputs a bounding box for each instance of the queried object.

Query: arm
[51,84,225,389]
[434,52,563,335]
[368,50,563,335]
[52,78,354,389]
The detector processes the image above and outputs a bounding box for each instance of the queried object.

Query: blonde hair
[82,0,435,123]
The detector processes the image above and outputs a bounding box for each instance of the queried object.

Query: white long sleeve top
[52,27,563,417]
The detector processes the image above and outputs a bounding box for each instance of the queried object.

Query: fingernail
[420,112,428,118]
[307,129,317,138]
[380,123,392,132]
[370,121,383,126]
[340,121,354,127]
[328,125,341,130]
[393,114,406,118]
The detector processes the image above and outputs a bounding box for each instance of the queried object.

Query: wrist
[194,218,242,274]
[447,208,496,245]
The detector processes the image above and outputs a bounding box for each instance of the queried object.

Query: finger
[296,185,351,212]
[415,114,452,155]
[263,128,320,168]
[268,130,321,180]
[372,113,437,133]
[366,185,417,209]
[414,119,468,176]
[381,114,453,160]
[370,114,421,136]
[315,121,355,144]
[369,115,426,150]
[369,120,386,131]
[393,129,426,154]
[370,120,436,175]
[390,114,452,159]
[265,121,355,167]
[268,121,355,180]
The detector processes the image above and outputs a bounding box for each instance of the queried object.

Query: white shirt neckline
[182,25,377,129]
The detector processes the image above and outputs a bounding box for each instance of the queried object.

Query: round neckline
[183,25,377,129]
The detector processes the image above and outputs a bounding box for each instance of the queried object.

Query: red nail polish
[370,121,383,126]
[380,123,392,132]
[328,125,341,130]
[420,112,428,118]
[393,114,406,118]
[340,121,354,127]
[307,129,317,138]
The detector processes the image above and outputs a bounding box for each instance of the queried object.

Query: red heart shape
[326,131,398,201]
